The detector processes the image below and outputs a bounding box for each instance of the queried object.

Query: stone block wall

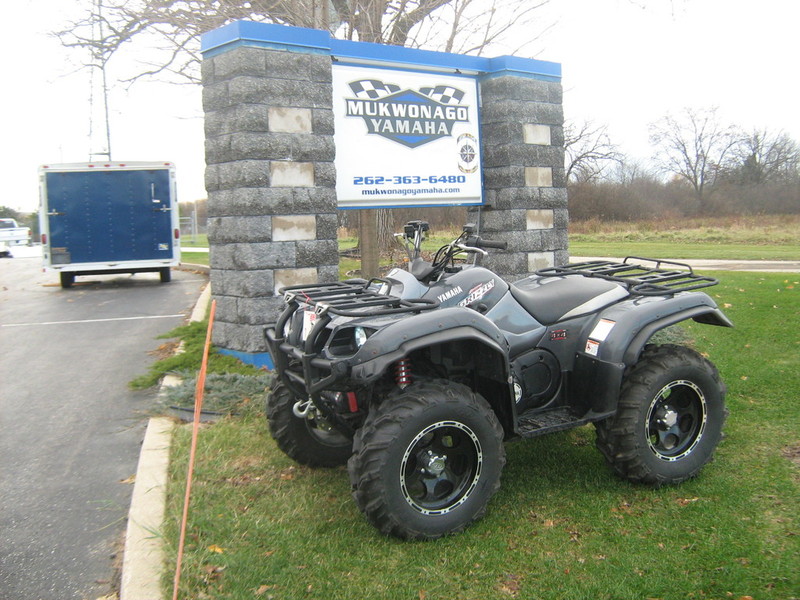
[202,46,338,355]
[479,75,568,281]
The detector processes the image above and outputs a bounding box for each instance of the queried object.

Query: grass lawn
[161,271,800,599]
[182,234,210,247]
[570,215,800,261]
[569,241,800,261]
[181,251,209,266]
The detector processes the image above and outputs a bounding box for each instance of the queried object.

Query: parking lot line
[1,314,186,327]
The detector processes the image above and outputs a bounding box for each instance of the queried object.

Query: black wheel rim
[400,421,482,515]
[645,379,707,461]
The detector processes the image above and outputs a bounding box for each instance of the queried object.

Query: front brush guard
[265,281,439,437]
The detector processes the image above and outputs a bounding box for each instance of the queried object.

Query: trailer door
[45,168,174,264]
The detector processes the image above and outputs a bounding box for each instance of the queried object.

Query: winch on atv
[264,221,732,540]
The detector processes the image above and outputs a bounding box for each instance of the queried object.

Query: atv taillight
[347,392,358,413]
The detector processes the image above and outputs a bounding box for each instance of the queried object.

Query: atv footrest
[516,407,610,438]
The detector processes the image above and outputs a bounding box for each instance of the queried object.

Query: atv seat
[510,276,629,325]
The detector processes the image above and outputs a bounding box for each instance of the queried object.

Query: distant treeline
[568,176,799,222]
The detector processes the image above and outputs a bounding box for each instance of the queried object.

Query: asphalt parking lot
[0,247,207,600]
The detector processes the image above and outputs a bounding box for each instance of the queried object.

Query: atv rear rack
[537,257,719,296]
[281,280,439,317]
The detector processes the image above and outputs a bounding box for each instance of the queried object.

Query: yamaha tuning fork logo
[345,79,471,149]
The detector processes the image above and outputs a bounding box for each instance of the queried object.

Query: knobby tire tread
[266,383,352,468]
[595,344,728,486]
[348,379,505,540]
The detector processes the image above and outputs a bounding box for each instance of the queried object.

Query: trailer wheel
[266,383,352,467]
[348,379,505,540]
[60,272,75,288]
[159,267,171,283]
[595,344,727,486]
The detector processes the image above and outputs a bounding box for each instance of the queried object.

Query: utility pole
[89,0,112,160]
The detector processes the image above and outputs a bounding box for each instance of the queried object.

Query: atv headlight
[327,325,376,357]
[354,326,369,348]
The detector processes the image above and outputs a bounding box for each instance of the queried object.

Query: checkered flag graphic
[348,79,400,99]
[418,85,465,105]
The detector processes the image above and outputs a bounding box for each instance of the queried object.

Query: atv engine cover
[511,349,561,412]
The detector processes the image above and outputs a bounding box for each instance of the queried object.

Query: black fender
[349,307,516,428]
[350,307,509,379]
[571,292,733,414]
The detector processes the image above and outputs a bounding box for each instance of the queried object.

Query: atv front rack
[281,280,439,317]
[537,257,719,296]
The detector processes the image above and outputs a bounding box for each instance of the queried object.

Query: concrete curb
[190,283,212,322]
[120,281,211,600]
[119,417,174,600]
[176,262,210,276]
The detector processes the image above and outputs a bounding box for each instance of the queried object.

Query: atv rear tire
[595,344,727,486]
[348,379,505,540]
[266,383,352,467]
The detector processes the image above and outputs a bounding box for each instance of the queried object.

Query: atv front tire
[348,379,505,540]
[266,383,353,467]
[595,344,727,486]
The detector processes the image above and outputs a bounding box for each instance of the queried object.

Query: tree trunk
[359,209,380,278]
[376,208,395,250]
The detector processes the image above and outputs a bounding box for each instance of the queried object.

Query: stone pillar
[202,45,338,362]
[479,74,568,282]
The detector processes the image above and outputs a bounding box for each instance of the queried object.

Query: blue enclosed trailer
[39,162,181,288]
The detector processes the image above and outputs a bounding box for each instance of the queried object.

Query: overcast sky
[3,0,798,214]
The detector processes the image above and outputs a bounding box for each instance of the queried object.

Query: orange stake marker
[172,299,216,600]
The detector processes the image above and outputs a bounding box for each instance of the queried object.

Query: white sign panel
[332,64,482,208]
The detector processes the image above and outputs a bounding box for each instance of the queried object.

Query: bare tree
[607,158,654,186]
[726,129,800,185]
[56,0,551,84]
[410,0,551,55]
[564,120,623,184]
[648,107,740,214]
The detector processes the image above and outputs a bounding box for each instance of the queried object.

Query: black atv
[264,220,732,540]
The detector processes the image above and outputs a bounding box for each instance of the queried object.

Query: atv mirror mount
[404,220,429,236]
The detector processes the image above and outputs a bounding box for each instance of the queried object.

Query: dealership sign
[333,64,482,208]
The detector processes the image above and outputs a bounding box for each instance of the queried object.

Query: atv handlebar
[397,220,508,282]
[475,238,507,250]
[456,244,488,256]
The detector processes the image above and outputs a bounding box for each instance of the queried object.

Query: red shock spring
[395,358,412,388]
